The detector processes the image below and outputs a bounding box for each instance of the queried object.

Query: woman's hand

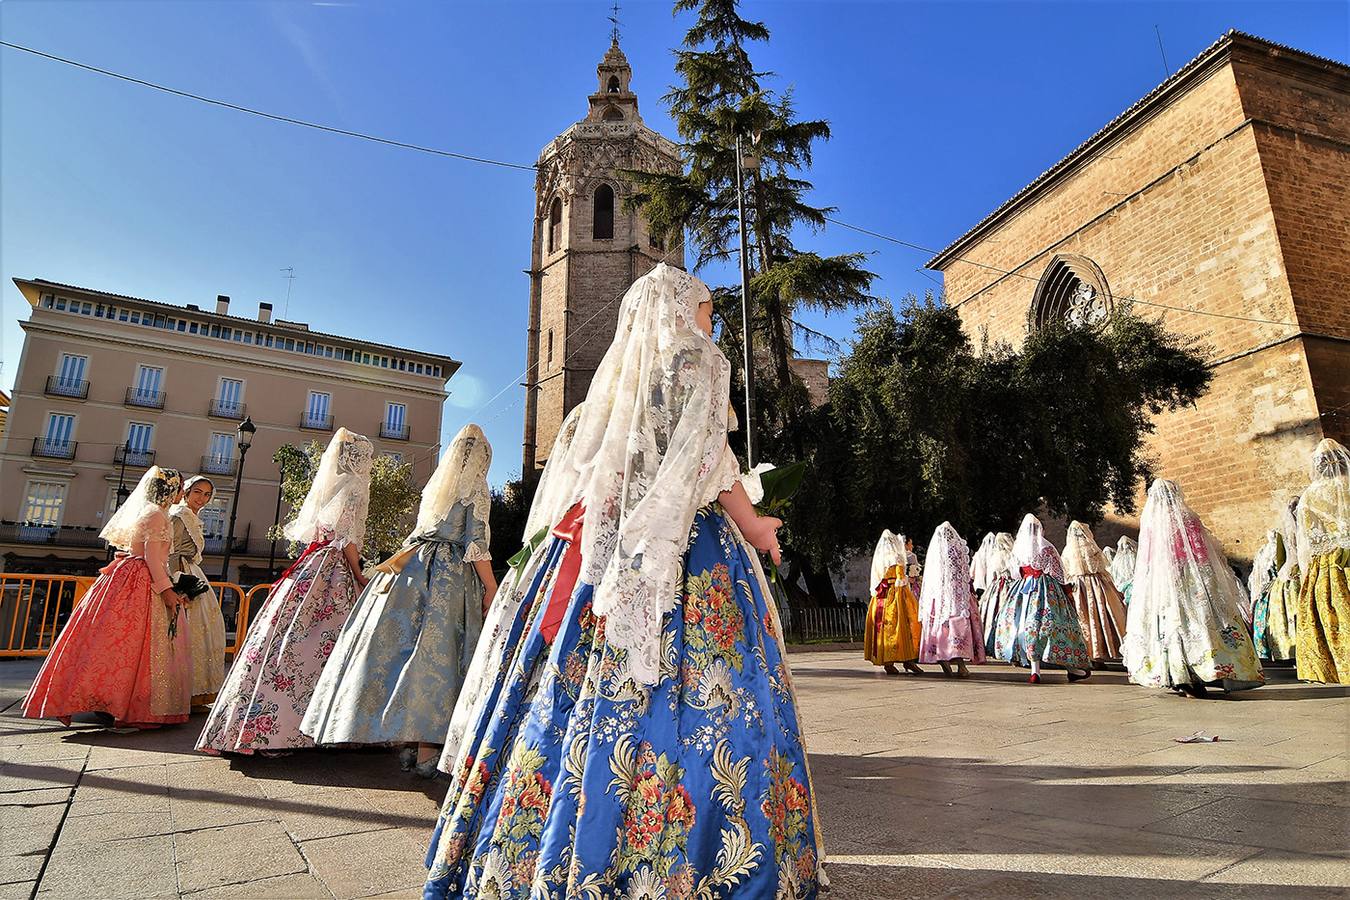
[481,581,498,616]
[161,590,186,609]
[742,515,783,566]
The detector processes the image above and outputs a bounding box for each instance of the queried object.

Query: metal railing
[781,604,868,644]
[31,438,77,460]
[300,413,334,432]
[200,454,237,476]
[208,398,246,420]
[114,445,156,467]
[125,387,166,409]
[44,375,89,399]
[0,572,273,659]
[379,423,410,441]
[0,524,106,548]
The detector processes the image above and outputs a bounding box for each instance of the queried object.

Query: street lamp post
[734,131,760,468]
[108,440,133,561]
[266,477,283,579]
[219,417,256,580]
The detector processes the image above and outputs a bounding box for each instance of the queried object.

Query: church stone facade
[928,31,1349,560]
[521,39,684,472]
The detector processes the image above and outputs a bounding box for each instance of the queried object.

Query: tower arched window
[1028,254,1113,331]
[602,105,624,122]
[547,198,563,254]
[593,185,615,240]
[607,75,621,93]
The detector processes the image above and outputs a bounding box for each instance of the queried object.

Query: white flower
[626,865,667,900]
[696,658,736,710]
[739,462,776,506]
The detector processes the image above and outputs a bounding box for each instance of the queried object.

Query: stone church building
[928,31,1349,560]
[520,39,684,472]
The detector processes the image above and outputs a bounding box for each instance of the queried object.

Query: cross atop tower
[608,1,621,44]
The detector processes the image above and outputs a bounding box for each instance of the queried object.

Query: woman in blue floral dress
[423,264,823,899]
[994,513,1092,684]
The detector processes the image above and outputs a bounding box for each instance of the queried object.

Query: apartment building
[1,278,459,581]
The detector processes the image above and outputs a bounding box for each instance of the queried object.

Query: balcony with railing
[300,413,333,432]
[379,422,410,441]
[44,375,89,400]
[208,398,247,420]
[200,454,237,476]
[125,387,166,409]
[31,438,77,460]
[0,523,107,548]
[113,445,156,467]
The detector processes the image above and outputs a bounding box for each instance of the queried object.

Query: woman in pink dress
[919,521,986,676]
[23,466,192,729]
[197,428,373,755]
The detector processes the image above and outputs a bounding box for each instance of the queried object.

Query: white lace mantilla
[569,263,736,686]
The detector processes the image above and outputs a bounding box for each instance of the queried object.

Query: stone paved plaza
[2,652,1347,899]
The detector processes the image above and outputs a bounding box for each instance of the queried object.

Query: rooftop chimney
[215,295,230,315]
[258,302,273,324]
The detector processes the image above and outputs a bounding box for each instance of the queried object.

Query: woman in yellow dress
[1295,438,1350,683]
[865,530,924,675]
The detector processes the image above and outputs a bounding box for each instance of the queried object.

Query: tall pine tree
[628,0,875,459]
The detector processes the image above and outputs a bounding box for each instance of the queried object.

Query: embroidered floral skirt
[23,556,191,728]
[1296,548,1349,684]
[993,575,1091,670]
[1253,574,1299,662]
[423,507,823,899]
[864,571,920,665]
[196,543,358,754]
[1067,574,1127,661]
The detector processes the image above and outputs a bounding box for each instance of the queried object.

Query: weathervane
[609,1,621,43]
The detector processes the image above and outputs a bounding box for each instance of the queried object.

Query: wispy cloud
[446,373,487,410]
[268,5,350,121]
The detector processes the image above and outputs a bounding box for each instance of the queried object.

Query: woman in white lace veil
[1250,498,1295,663]
[305,424,497,775]
[980,532,1016,654]
[1062,521,1127,664]
[866,530,924,675]
[1110,536,1138,600]
[423,264,826,899]
[969,532,997,596]
[199,428,375,754]
[1294,438,1350,683]
[24,466,192,729]
[168,475,227,706]
[919,522,985,676]
[994,513,1092,683]
[1122,479,1264,697]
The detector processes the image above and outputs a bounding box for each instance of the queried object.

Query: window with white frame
[305,391,331,427]
[56,353,88,390]
[133,365,164,402]
[22,482,66,526]
[208,432,235,464]
[44,413,75,449]
[384,402,406,434]
[217,378,244,416]
[126,422,154,453]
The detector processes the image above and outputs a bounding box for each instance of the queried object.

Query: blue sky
[2,0,1345,486]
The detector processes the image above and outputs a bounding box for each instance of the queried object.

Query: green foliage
[791,302,1213,565]
[269,442,419,562]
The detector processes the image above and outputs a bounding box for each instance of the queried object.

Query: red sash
[1019,565,1043,579]
[539,502,585,644]
[872,577,894,631]
[277,539,329,585]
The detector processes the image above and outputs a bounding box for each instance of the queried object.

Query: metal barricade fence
[781,604,868,644]
[0,573,272,659]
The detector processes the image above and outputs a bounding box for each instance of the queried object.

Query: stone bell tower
[521,37,685,473]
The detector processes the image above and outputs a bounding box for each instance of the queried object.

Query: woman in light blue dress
[303,424,497,775]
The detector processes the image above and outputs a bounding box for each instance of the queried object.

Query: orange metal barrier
[0,573,272,659]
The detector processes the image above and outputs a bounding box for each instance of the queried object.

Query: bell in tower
[521,35,684,473]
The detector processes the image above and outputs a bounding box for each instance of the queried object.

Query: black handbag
[174,572,211,600]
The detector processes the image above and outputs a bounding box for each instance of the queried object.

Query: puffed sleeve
[143,510,175,594]
[167,516,192,575]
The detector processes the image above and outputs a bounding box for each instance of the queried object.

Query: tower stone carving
[521,38,684,472]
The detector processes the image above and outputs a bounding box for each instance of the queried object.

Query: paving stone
[0,793,65,830]
[181,872,335,899]
[0,852,44,887]
[277,786,431,842]
[0,757,83,794]
[58,808,176,844]
[1203,849,1350,888]
[1144,796,1349,857]
[303,827,429,900]
[174,820,308,894]
[0,881,36,900]
[0,743,89,764]
[37,833,177,899]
